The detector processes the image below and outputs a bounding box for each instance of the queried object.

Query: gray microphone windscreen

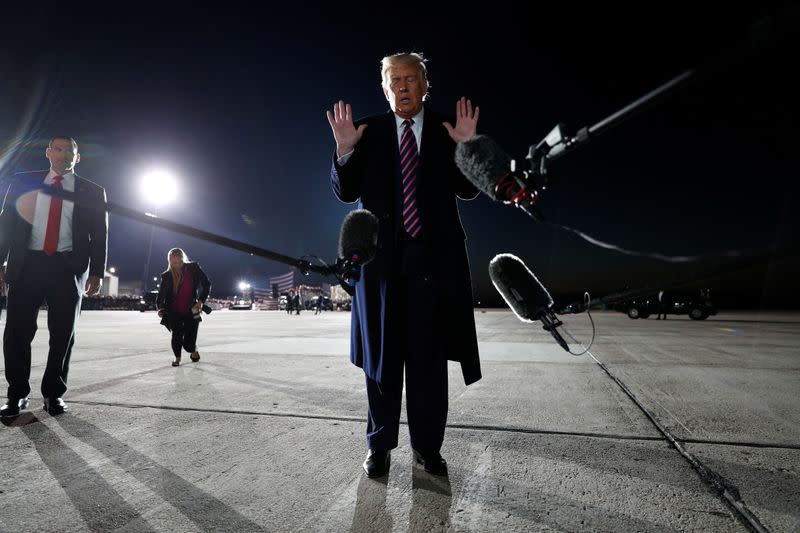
[454,135,511,201]
[338,209,379,264]
[488,253,554,322]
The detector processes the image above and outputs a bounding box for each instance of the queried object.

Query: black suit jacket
[0,170,108,283]
[331,107,482,385]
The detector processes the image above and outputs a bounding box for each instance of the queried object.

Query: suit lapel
[373,112,398,212]
[72,174,86,249]
[419,106,440,177]
[418,108,440,216]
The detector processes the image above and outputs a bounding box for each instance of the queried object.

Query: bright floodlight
[141,169,178,206]
[239,282,251,291]
[109,267,116,274]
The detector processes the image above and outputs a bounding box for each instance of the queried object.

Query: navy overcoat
[330,107,482,386]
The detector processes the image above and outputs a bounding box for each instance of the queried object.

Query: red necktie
[400,119,422,238]
[43,175,64,255]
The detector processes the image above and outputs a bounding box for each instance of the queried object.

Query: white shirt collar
[45,169,76,190]
[45,169,75,182]
[394,108,424,129]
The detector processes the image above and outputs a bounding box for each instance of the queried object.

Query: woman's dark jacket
[156,262,211,330]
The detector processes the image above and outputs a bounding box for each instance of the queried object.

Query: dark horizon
[2,4,798,309]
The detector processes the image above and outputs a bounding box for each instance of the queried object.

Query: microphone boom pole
[36,187,334,276]
[528,69,696,180]
[530,4,799,175]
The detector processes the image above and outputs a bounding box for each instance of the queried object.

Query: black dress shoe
[412,448,448,475]
[0,398,30,418]
[43,397,67,415]
[363,449,391,478]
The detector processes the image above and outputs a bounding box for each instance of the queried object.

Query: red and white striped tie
[400,119,422,238]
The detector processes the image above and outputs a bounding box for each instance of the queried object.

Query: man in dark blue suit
[327,52,481,477]
[0,137,107,417]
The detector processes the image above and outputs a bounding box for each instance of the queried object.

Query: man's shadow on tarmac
[351,475,393,533]
[15,412,156,532]
[16,412,267,532]
[410,466,453,531]
[351,464,452,533]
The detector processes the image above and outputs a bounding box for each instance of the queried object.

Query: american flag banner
[269,270,295,293]
[251,288,272,300]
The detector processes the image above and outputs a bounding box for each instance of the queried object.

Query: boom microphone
[455,135,545,221]
[336,209,379,294]
[488,253,570,352]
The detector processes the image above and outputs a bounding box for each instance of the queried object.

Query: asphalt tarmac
[1,309,798,532]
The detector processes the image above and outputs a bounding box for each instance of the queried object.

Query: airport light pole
[140,169,177,291]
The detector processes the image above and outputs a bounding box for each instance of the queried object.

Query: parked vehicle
[139,290,159,312]
[608,289,717,320]
[229,299,253,310]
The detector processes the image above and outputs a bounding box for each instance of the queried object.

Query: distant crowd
[67,295,349,312]
[74,295,229,311]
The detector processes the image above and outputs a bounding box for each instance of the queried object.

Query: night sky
[2,3,798,308]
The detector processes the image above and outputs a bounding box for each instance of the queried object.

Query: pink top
[171,267,194,316]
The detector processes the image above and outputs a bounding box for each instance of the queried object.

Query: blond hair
[380,52,430,99]
[167,247,189,264]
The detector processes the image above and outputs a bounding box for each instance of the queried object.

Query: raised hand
[443,97,480,143]
[326,100,368,157]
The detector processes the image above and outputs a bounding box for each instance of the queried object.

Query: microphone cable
[557,291,597,356]
[580,345,770,532]
[539,215,753,264]
[490,174,759,263]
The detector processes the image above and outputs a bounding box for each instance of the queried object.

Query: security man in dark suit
[0,136,107,417]
[657,290,668,320]
[327,52,481,478]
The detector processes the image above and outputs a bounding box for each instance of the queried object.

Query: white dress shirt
[28,170,75,252]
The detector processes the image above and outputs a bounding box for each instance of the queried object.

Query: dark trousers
[3,251,83,400]
[365,241,448,452]
[170,315,199,357]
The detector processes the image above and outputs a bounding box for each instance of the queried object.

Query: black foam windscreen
[454,135,512,200]
[488,253,554,322]
[338,209,379,264]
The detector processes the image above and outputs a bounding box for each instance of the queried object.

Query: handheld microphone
[455,135,545,221]
[488,253,570,352]
[336,209,379,295]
